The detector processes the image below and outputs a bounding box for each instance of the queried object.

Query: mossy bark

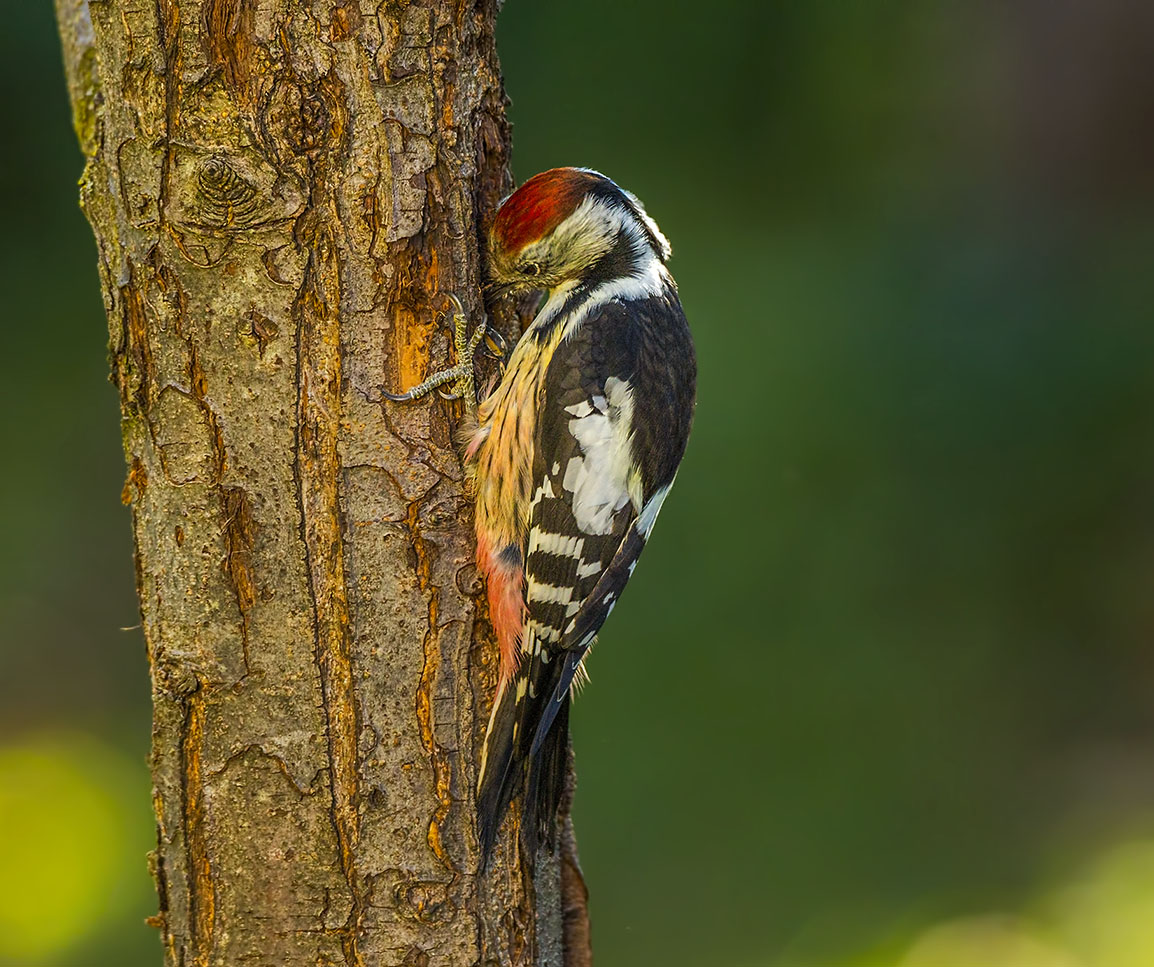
[54,0,588,963]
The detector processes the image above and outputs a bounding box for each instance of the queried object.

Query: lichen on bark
[54,0,586,963]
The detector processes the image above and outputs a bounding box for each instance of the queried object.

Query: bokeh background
[4,1,1154,964]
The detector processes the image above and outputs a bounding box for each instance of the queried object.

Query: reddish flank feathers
[492,167,602,253]
[474,531,525,686]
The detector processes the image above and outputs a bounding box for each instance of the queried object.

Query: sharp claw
[437,386,463,401]
[380,387,420,402]
[439,292,467,333]
[482,327,508,359]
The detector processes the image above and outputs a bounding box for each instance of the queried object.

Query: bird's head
[486,167,671,298]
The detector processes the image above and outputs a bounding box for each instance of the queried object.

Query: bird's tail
[476,647,582,866]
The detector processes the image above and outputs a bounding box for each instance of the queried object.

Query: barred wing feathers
[476,288,695,861]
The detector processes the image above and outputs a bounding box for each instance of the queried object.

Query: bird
[386,167,696,864]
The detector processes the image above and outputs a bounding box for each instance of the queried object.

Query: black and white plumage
[477,283,695,859]
[405,168,697,864]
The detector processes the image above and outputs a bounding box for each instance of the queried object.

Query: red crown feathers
[491,167,603,253]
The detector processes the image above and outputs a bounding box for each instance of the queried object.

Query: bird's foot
[381,294,506,422]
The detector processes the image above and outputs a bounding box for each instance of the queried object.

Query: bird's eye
[521,262,542,277]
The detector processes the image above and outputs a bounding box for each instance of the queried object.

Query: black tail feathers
[521,696,570,861]
[476,651,582,867]
[475,672,524,861]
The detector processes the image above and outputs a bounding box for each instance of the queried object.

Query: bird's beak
[483,278,517,301]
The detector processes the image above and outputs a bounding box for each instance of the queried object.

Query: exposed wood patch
[182,687,215,967]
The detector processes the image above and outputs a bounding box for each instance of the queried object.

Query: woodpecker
[386,167,696,863]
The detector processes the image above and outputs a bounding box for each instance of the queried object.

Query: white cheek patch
[533,251,669,343]
[562,377,637,535]
[550,196,621,274]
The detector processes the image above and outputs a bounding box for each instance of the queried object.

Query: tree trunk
[54,0,589,963]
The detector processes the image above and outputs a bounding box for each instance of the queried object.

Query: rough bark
[55,0,589,963]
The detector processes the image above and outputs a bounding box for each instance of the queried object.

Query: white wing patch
[530,474,556,512]
[575,559,603,578]
[562,376,638,536]
[529,583,575,606]
[529,531,585,559]
[525,619,560,646]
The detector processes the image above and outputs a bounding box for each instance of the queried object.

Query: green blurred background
[4,1,1154,964]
